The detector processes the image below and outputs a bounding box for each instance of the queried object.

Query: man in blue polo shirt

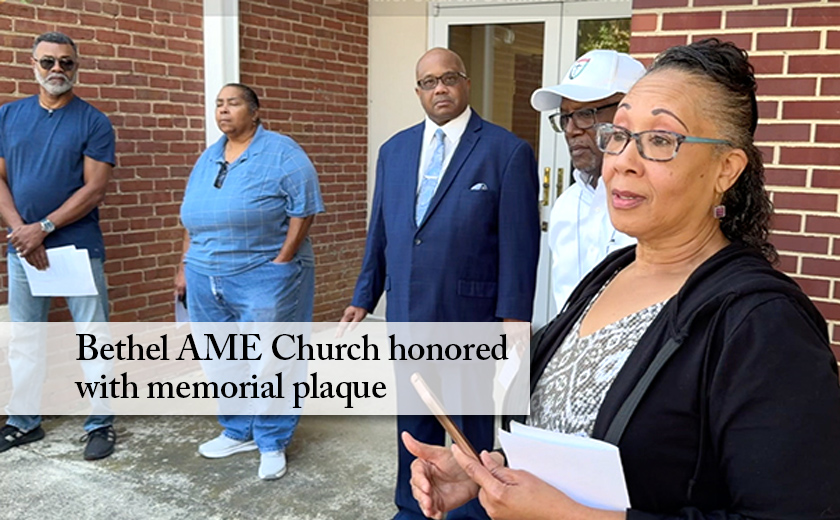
[0,32,116,460]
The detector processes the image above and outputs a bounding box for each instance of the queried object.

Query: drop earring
[713,204,726,219]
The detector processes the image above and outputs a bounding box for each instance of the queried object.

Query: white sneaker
[258,451,287,480]
[198,434,257,459]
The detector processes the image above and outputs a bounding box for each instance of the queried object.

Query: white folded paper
[19,245,98,297]
[499,421,630,511]
[174,293,190,326]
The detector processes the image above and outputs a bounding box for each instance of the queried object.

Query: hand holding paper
[19,246,98,297]
[498,422,630,512]
[451,444,607,520]
[22,244,49,270]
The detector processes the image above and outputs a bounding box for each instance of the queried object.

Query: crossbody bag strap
[603,337,683,446]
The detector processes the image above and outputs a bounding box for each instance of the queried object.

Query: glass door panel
[577,18,631,56]
[449,23,545,157]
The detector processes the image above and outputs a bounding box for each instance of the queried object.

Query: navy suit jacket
[352,111,540,322]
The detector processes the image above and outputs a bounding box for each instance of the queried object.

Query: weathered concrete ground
[0,415,398,520]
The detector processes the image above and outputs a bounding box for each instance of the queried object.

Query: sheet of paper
[174,294,190,326]
[19,246,98,297]
[499,422,630,511]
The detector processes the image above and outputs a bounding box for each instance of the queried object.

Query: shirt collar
[423,106,472,145]
[212,124,267,163]
[572,168,598,194]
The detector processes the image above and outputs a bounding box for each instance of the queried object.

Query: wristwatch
[39,218,55,234]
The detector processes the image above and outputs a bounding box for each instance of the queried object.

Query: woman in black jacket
[403,39,840,520]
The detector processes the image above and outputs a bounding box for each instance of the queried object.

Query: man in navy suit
[341,48,540,519]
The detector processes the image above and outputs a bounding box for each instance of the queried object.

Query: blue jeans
[5,253,114,433]
[185,258,314,453]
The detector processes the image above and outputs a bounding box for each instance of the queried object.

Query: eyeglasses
[213,162,228,189]
[595,123,734,162]
[36,56,76,72]
[416,72,468,91]
[548,102,619,134]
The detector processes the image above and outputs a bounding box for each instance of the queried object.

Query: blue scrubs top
[180,125,325,276]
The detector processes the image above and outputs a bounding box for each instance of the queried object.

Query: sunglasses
[37,56,76,72]
[213,162,228,189]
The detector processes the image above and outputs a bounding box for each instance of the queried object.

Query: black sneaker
[0,424,45,453]
[81,425,116,460]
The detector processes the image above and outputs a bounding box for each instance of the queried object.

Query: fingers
[335,317,350,338]
[343,306,367,323]
[409,457,432,494]
[405,433,442,519]
[336,306,366,337]
[33,248,48,270]
[452,445,504,496]
[402,431,426,458]
[409,459,440,519]
[8,223,44,256]
[480,450,515,485]
[339,306,356,323]
[402,431,451,463]
[335,310,351,337]
[7,229,22,250]
[23,246,49,270]
[173,271,186,297]
[480,450,502,470]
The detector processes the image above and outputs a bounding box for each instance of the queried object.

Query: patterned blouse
[529,280,667,437]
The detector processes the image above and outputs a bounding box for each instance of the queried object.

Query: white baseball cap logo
[568,58,591,80]
[530,50,646,112]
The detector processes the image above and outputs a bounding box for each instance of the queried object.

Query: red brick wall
[237,0,369,321]
[0,0,206,322]
[0,0,368,323]
[630,0,840,360]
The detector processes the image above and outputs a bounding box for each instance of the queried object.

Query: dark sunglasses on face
[37,56,76,72]
[213,162,228,189]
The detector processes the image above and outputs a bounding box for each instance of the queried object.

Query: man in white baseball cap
[531,49,645,310]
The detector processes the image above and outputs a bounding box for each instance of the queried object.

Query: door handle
[542,167,550,206]
[556,167,565,198]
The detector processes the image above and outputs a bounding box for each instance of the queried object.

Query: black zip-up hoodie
[525,242,840,519]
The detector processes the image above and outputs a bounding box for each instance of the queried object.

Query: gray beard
[34,70,74,96]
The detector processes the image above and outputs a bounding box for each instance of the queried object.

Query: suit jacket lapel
[418,112,482,229]
[404,124,423,230]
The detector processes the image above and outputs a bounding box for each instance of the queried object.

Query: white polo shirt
[548,169,636,310]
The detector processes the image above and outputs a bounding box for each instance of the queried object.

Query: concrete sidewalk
[0,415,398,519]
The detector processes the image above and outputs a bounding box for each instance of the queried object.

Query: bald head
[416,47,466,78]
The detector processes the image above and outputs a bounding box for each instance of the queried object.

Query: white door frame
[203,0,240,146]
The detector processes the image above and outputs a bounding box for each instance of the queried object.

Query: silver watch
[39,218,55,234]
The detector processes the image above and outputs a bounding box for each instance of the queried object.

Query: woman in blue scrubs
[176,83,324,480]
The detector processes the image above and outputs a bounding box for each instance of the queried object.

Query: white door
[429,0,631,328]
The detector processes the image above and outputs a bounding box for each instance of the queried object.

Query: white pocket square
[470,182,488,191]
